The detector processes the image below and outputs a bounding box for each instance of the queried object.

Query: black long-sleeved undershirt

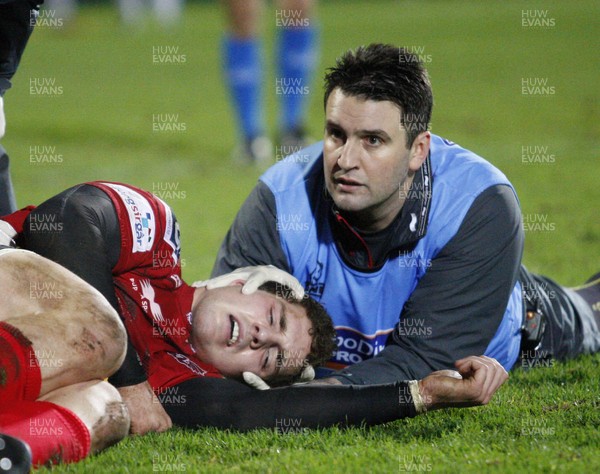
[164,377,416,430]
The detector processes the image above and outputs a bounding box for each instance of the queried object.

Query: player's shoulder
[88,181,170,214]
[429,134,513,193]
[88,181,155,200]
[260,141,324,193]
[429,134,486,164]
[90,181,180,259]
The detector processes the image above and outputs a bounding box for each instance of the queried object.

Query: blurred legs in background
[44,0,78,24]
[117,0,183,28]
[221,0,318,164]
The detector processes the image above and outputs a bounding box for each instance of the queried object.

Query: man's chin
[331,195,369,214]
[333,201,373,222]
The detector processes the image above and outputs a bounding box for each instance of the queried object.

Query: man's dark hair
[258,281,337,383]
[323,43,433,148]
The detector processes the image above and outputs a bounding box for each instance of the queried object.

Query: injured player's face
[189,285,313,382]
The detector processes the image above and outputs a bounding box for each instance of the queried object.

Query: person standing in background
[0,0,44,216]
[222,0,318,164]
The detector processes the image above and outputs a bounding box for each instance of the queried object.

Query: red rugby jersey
[1,182,222,389]
[89,182,222,389]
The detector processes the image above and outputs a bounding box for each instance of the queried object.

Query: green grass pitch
[2,0,598,472]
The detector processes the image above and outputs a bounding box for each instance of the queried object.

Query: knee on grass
[42,380,131,454]
[88,381,131,453]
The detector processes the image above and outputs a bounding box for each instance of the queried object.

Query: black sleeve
[0,0,43,95]
[20,184,147,387]
[332,185,524,383]
[211,180,291,277]
[162,377,417,431]
[0,145,17,215]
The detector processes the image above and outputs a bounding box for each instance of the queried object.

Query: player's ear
[408,131,430,172]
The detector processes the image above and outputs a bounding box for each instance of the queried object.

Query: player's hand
[418,355,508,411]
[192,265,305,300]
[243,365,316,390]
[117,381,172,434]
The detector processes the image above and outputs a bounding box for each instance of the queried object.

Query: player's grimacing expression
[190,285,313,382]
[323,88,430,231]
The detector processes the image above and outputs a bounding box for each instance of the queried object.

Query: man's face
[191,286,313,382]
[323,88,429,231]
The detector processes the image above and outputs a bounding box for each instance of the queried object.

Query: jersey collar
[328,153,433,271]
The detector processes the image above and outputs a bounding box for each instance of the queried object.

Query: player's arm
[331,185,524,383]
[162,356,507,430]
[211,181,290,277]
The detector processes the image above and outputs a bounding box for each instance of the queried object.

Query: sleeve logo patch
[103,183,156,253]
[168,352,207,376]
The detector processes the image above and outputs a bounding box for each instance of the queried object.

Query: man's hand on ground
[117,381,172,434]
[418,355,508,411]
[192,265,305,300]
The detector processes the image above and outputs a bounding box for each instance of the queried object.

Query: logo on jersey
[304,261,325,298]
[168,353,206,376]
[170,274,183,288]
[103,183,156,253]
[140,279,164,323]
[332,327,392,366]
[157,197,181,266]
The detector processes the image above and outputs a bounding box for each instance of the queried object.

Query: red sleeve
[148,351,222,391]
[1,206,36,234]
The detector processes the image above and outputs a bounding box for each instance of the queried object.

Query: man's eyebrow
[279,300,287,333]
[359,128,391,140]
[325,120,391,139]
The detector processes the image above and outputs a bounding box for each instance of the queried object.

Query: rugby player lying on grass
[0,247,507,471]
[0,181,333,435]
[0,183,508,468]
